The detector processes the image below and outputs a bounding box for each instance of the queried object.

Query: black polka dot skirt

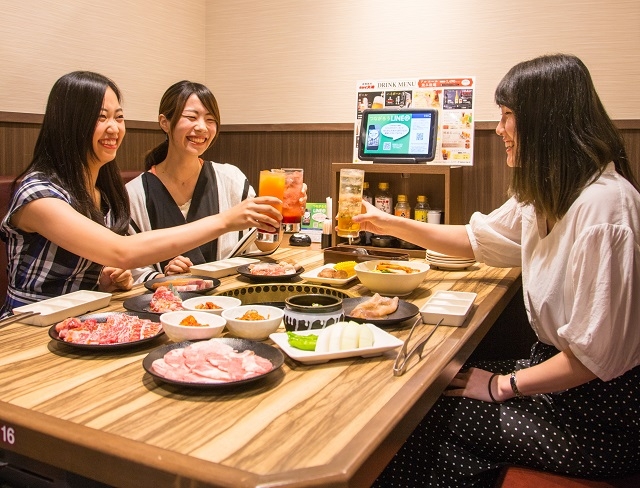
[373,342,640,487]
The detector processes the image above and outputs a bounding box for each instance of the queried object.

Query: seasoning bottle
[414,195,430,222]
[362,182,373,204]
[374,182,393,214]
[394,194,410,218]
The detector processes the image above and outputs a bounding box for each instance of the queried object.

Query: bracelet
[510,371,524,398]
[487,373,501,403]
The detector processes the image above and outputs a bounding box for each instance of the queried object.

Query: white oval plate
[300,264,358,286]
[269,324,402,365]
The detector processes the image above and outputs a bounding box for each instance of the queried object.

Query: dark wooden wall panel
[1,115,639,224]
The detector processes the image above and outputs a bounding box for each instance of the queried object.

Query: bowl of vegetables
[160,310,226,342]
[182,295,242,315]
[354,260,430,296]
[221,305,284,341]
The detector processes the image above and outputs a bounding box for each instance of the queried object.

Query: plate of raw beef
[143,337,284,389]
[49,312,164,350]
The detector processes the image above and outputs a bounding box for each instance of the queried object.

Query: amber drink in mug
[281,168,304,232]
[337,168,365,239]
[256,169,285,244]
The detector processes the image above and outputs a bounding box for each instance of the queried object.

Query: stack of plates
[426,250,476,271]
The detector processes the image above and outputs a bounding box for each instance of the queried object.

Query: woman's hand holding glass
[351,200,395,235]
[219,195,283,233]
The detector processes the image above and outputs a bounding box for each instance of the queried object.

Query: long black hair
[15,71,130,234]
[495,53,638,219]
[145,80,221,170]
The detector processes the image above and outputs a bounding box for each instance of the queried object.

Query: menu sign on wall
[354,77,476,165]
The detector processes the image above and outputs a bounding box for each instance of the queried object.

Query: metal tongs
[393,317,444,376]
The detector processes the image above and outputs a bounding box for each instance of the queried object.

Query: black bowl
[283,294,345,332]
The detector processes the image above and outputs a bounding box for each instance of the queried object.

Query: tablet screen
[358,108,438,162]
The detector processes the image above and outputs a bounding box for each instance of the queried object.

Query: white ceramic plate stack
[426,250,475,271]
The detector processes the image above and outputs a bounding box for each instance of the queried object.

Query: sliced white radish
[341,322,360,350]
[358,324,374,348]
[315,325,333,353]
[329,322,347,352]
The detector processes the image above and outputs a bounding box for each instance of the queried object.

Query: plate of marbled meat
[143,338,284,389]
[49,312,164,350]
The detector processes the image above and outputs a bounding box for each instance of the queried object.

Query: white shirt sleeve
[466,197,523,267]
[560,223,640,381]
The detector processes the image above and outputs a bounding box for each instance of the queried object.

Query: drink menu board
[354,77,476,165]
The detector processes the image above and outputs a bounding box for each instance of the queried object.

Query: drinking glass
[336,168,365,239]
[256,169,285,244]
[281,168,305,233]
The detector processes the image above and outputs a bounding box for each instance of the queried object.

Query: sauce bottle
[394,194,410,218]
[374,182,392,214]
[414,195,430,222]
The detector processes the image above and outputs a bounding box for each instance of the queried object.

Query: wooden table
[0,246,521,487]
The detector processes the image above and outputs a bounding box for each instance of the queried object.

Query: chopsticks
[0,311,41,328]
[393,317,444,376]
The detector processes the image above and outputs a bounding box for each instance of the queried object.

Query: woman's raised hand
[219,196,283,233]
[352,200,395,235]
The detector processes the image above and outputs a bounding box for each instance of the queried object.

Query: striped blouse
[0,173,113,318]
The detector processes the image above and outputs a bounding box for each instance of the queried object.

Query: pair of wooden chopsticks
[0,311,41,328]
[393,317,444,376]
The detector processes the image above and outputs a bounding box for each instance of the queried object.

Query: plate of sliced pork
[49,311,164,350]
[342,294,419,327]
[236,262,304,282]
[142,337,284,389]
[144,274,220,294]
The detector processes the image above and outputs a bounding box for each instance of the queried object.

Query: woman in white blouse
[356,54,640,486]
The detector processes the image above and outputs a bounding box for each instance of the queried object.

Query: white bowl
[221,305,284,341]
[160,310,226,342]
[354,260,430,296]
[181,295,242,315]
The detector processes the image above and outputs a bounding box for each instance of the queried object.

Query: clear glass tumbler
[336,168,365,239]
[281,168,305,233]
[256,169,285,244]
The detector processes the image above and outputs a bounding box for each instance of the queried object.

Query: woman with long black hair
[0,72,281,317]
[355,54,640,486]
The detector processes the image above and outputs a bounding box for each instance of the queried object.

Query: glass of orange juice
[257,169,285,243]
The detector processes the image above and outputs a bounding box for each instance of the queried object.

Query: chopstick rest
[393,318,444,376]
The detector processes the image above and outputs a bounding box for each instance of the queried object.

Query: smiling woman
[126,80,306,284]
[91,88,126,169]
[0,72,284,319]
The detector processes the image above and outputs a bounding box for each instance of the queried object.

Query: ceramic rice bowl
[354,260,430,296]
